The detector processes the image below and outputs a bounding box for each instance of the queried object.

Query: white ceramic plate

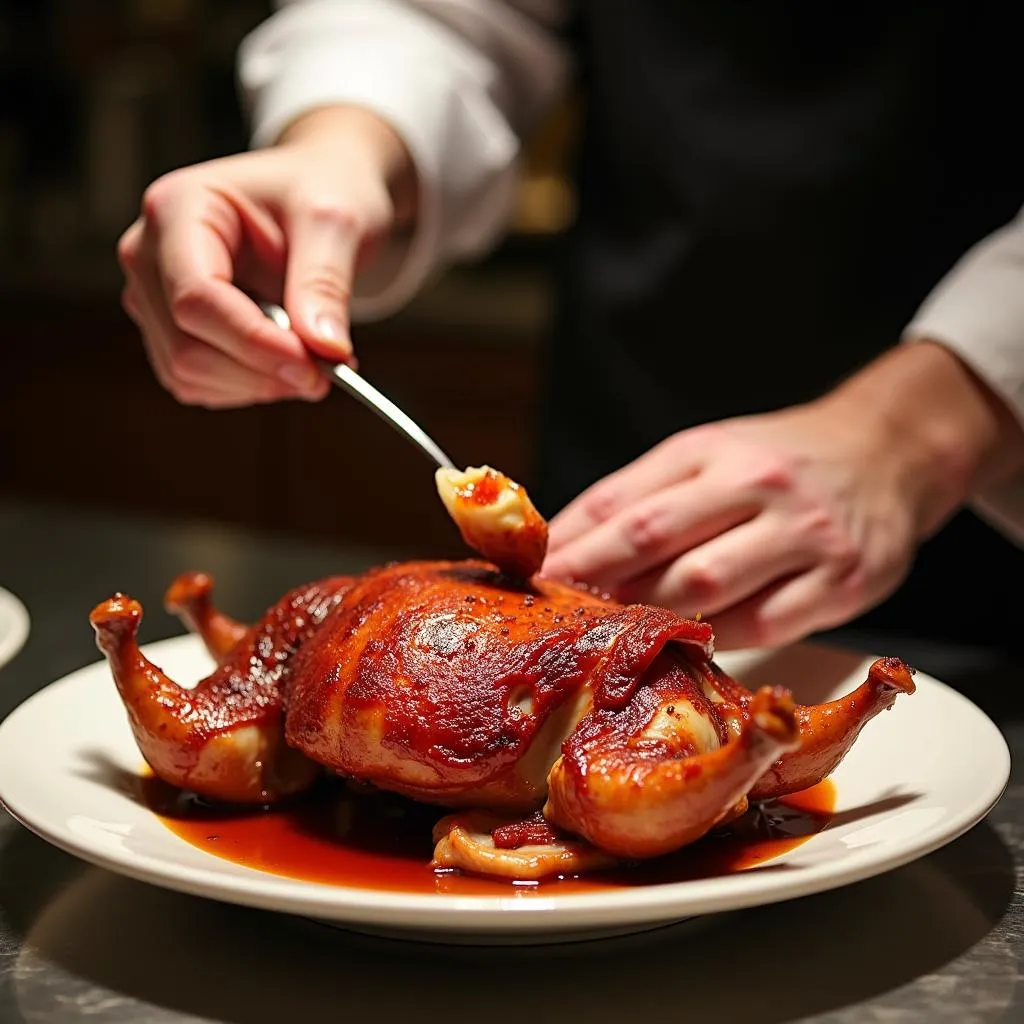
[0,587,29,671]
[0,636,1009,943]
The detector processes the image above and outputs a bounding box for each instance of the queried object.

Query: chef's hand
[543,341,1024,649]
[117,107,416,408]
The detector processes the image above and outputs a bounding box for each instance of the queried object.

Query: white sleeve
[903,208,1024,545]
[238,0,572,320]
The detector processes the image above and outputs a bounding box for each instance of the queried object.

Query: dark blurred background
[0,2,1017,650]
[0,0,577,560]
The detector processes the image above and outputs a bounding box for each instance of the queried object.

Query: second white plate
[0,587,29,671]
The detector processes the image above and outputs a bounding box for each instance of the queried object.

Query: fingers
[124,265,326,409]
[119,177,329,407]
[546,432,707,553]
[119,141,400,408]
[283,203,357,362]
[616,514,815,620]
[283,187,393,363]
[542,474,758,588]
[699,566,844,651]
[147,187,325,395]
[674,547,894,651]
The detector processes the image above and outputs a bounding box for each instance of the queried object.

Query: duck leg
[91,575,352,804]
[164,571,247,661]
[544,652,800,860]
[747,657,916,801]
[91,594,312,803]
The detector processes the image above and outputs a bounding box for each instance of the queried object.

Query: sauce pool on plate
[139,775,836,895]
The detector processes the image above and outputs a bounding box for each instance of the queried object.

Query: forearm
[820,340,1024,538]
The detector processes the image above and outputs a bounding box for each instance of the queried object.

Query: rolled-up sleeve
[238,0,571,319]
[904,208,1024,544]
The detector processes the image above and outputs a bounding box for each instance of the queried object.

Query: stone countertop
[0,498,1020,1024]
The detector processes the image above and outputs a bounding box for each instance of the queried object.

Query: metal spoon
[258,300,455,470]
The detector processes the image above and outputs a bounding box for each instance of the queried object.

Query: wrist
[820,340,1024,538]
[279,105,418,225]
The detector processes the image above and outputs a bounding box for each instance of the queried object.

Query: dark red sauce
[141,775,836,895]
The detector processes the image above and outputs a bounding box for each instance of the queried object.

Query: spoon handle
[258,301,456,470]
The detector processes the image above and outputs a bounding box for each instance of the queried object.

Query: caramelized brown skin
[90,575,352,803]
[284,560,716,812]
[546,679,800,859]
[94,559,915,877]
[164,571,246,661]
[746,656,916,801]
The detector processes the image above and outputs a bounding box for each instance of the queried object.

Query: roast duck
[90,467,915,880]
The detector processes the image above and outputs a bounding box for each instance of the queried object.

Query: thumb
[283,199,365,363]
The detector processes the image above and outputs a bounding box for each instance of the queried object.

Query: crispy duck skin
[90,468,916,878]
[164,571,247,661]
[745,657,916,801]
[544,663,800,859]
[283,560,717,813]
[92,562,913,875]
[90,574,351,803]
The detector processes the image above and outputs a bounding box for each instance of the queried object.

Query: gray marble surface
[0,498,1020,1023]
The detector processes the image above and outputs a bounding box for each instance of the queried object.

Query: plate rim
[0,586,30,671]
[0,635,1010,932]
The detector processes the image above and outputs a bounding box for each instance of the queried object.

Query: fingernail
[278,363,320,391]
[313,314,352,357]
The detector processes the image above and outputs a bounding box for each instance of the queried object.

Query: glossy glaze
[95,558,911,870]
[142,774,836,896]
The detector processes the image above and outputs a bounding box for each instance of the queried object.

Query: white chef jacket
[237,0,1024,541]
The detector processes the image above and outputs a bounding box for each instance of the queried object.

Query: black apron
[535,3,1024,648]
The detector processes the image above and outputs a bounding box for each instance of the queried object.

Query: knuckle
[837,564,870,603]
[801,509,859,568]
[743,612,779,650]
[141,172,183,220]
[676,422,718,451]
[622,506,672,555]
[297,271,352,307]
[580,484,621,526]
[157,365,196,403]
[116,227,141,273]
[168,280,216,329]
[369,191,395,228]
[828,537,860,572]
[352,185,394,232]
[300,198,365,235]
[678,560,722,606]
[744,456,796,494]
[661,429,701,467]
[166,341,205,384]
